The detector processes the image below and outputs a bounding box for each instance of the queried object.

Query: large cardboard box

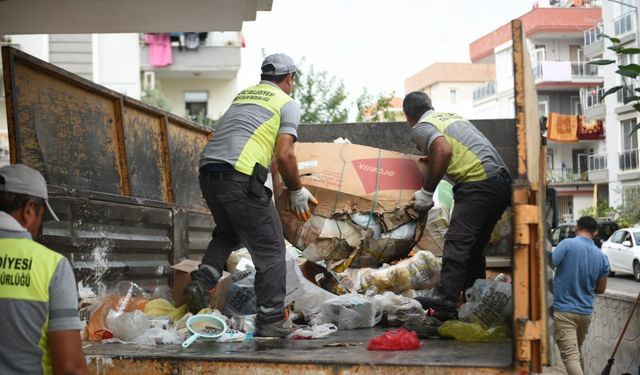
[273,142,428,270]
[171,259,232,309]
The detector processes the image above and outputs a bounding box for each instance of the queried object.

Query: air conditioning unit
[142,71,156,91]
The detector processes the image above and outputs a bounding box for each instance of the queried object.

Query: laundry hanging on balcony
[577,117,604,140]
[546,112,578,142]
[144,33,172,67]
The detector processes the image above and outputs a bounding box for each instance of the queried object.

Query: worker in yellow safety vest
[0,164,88,374]
[185,54,317,338]
[402,91,512,326]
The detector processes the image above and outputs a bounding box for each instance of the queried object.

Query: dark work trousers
[193,171,286,323]
[436,172,512,303]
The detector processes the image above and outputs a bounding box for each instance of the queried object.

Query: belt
[202,170,251,183]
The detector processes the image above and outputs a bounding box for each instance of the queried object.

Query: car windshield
[635,232,640,245]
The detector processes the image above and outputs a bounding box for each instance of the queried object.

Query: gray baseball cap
[0,164,59,221]
[261,53,297,75]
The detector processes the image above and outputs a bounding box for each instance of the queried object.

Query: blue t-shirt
[552,236,609,315]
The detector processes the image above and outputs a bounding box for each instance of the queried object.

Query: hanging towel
[577,116,605,140]
[547,112,578,142]
[144,33,172,67]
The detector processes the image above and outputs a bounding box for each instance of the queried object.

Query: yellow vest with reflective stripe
[0,238,64,375]
[422,112,487,183]
[232,83,293,175]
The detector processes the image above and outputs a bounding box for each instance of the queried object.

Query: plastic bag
[223,268,258,316]
[318,293,381,330]
[458,279,513,328]
[144,299,188,323]
[288,323,338,340]
[372,291,424,325]
[230,315,257,333]
[106,309,151,341]
[437,321,511,343]
[353,251,441,294]
[86,295,149,341]
[367,328,422,351]
[284,247,336,322]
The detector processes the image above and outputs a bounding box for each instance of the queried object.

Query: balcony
[584,23,604,59]
[588,153,608,182]
[616,81,637,104]
[583,86,605,120]
[547,168,590,184]
[619,148,639,171]
[614,12,636,40]
[140,33,241,79]
[533,61,602,87]
[472,80,496,103]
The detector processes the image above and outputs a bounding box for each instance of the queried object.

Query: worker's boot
[255,318,307,338]
[184,279,211,314]
[414,289,459,322]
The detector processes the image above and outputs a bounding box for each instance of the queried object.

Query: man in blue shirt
[552,216,608,375]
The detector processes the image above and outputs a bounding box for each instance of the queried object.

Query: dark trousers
[192,171,286,323]
[436,174,511,303]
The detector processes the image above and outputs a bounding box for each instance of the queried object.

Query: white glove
[289,187,319,221]
[411,188,434,212]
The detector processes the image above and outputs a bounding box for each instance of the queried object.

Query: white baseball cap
[0,164,59,221]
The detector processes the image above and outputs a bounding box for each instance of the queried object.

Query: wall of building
[94,34,141,99]
[429,81,483,118]
[159,78,238,120]
[9,34,49,61]
[573,194,593,216]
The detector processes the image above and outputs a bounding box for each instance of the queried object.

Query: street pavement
[606,274,640,298]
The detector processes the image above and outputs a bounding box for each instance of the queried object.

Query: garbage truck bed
[84,328,513,374]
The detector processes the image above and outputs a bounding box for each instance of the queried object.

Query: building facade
[470,5,603,219]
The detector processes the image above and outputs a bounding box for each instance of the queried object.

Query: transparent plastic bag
[223,268,257,316]
[355,251,441,294]
[372,291,424,325]
[106,309,150,341]
[288,323,338,339]
[437,320,511,342]
[458,279,513,328]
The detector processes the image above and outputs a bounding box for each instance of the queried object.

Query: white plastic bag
[318,294,381,330]
[106,309,150,341]
[372,291,424,324]
[288,323,338,339]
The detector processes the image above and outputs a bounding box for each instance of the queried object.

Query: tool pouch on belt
[249,163,269,197]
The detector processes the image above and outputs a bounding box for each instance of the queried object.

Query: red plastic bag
[367,328,423,351]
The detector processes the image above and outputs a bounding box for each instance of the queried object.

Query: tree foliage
[291,62,349,124]
[356,89,397,122]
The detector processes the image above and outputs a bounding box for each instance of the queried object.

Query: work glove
[289,187,319,221]
[411,188,434,212]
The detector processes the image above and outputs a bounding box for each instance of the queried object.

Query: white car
[601,228,640,282]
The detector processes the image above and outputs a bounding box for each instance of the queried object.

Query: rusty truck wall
[2,46,213,288]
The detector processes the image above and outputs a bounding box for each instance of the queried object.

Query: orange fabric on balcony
[577,116,604,140]
[547,112,578,142]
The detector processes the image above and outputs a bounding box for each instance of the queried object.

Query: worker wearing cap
[185,53,317,337]
[402,91,512,322]
[0,164,88,375]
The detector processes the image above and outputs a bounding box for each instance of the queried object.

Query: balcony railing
[547,168,589,183]
[617,81,638,103]
[585,23,603,46]
[533,61,601,81]
[585,87,605,109]
[619,148,640,171]
[472,80,496,102]
[588,153,607,171]
[614,11,635,37]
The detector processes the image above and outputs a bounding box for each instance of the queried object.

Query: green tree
[356,89,396,122]
[291,63,349,123]
[141,84,171,112]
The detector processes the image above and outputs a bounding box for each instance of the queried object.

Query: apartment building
[583,0,640,210]
[470,4,603,219]
[405,63,495,118]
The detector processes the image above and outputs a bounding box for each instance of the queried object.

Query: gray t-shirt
[200,81,301,171]
[0,212,82,375]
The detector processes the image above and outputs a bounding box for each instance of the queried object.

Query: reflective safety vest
[421,112,488,183]
[0,238,65,374]
[233,83,294,175]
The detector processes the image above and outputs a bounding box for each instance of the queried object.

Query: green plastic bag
[437,320,511,343]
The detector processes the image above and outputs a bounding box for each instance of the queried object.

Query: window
[535,45,546,64]
[571,96,582,116]
[547,148,554,170]
[538,96,549,116]
[185,91,209,121]
[621,119,638,151]
[610,230,625,244]
[449,89,457,105]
